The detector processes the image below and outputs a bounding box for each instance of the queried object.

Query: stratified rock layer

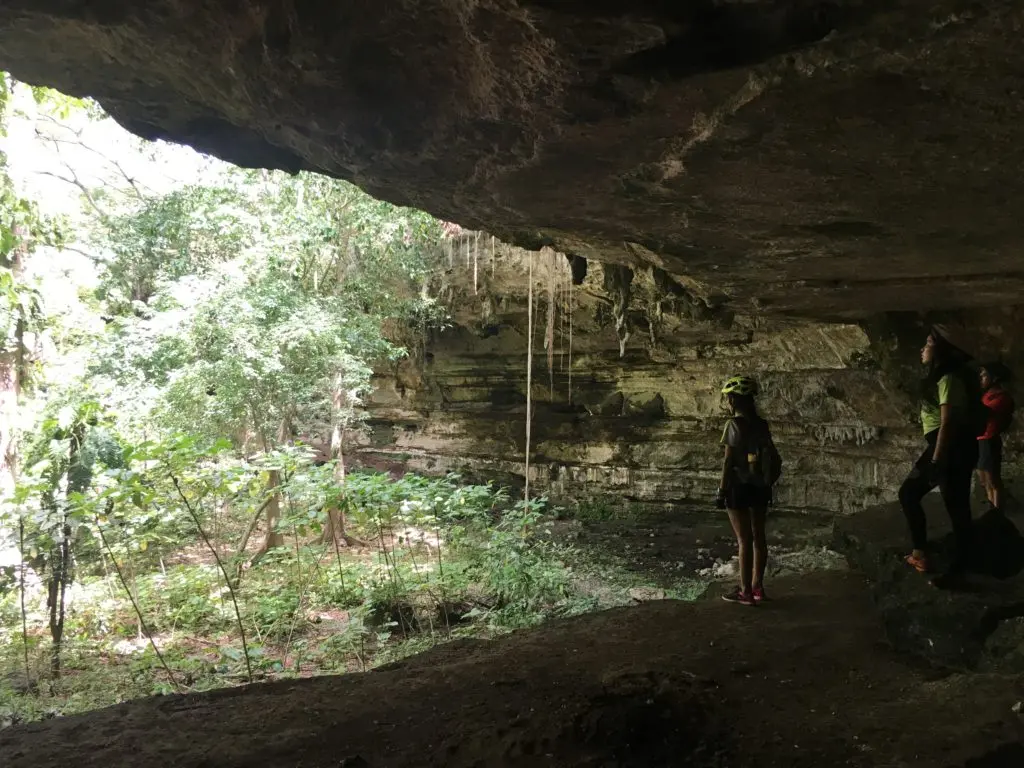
[3,2,1024,317]
[360,244,923,514]
[360,241,1024,515]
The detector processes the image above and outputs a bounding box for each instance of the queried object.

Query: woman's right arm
[933,403,952,464]
[721,445,734,491]
[720,419,738,492]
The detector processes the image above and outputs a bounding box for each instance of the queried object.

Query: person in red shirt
[977,362,1015,513]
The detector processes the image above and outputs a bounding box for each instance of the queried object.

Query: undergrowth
[0,471,617,727]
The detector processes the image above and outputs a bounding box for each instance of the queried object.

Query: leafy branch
[93,500,183,692]
[169,471,253,682]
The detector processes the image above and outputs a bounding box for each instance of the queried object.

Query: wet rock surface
[4,2,1024,317]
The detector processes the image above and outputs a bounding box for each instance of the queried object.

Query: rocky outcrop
[835,500,1024,670]
[4,2,1024,318]
[360,241,925,514]
[360,238,1024,515]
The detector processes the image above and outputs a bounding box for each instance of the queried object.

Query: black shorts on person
[726,483,771,510]
[978,437,1003,477]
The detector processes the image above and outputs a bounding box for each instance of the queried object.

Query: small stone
[1012,701,1023,714]
[628,587,667,602]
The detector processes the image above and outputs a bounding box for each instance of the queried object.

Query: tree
[16,399,119,677]
[241,172,447,548]
[64,168,448,557]
[92,186,254,315]
[1,73,65,494]
[0,81,589,716]
[7,82,450,584]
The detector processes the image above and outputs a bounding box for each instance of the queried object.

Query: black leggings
[898,429,977,571]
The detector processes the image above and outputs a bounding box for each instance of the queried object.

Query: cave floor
[4,565,1023,768]
[555,505,843,597]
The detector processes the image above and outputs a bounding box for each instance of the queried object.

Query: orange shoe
[904,553,930,574]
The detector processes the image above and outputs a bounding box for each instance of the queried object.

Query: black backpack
[732,417,783,488]
[956,366,990,439]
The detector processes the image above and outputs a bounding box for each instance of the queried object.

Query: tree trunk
[320,382,365,548]
[257,413,291,555]
[2,227,32,684]
[0,333,18,496]
[262,469,287,552]
[47,422,84,680]
[46,522,70,679]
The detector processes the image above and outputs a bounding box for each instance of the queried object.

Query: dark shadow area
[7,569,1023,767]
[613,2,856,82]
[967,508,1024,579]
[834,501,1024,671]
[962,743,1024,767]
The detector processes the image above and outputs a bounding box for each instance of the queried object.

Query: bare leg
[727,508,753,593]
[991,439,1005,510]
[977,469,994,507]
[751,505,768,590]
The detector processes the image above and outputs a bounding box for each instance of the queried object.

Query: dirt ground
[3,565,1024,768]
[6,499,1024,767]
[555,506,841,592]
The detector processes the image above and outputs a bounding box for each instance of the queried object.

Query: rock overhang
[2,0,1023,319]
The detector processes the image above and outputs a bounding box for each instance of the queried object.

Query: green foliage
[68,164,450,456]
[27,83,97,122]
[1,75,67,399]
[94,186,254,313]
[2,464,591,722]
[0,267,42,349]
[567,497,621,522]
[0,77,621,730]
[140,567,230,635]
[0,78,66,267]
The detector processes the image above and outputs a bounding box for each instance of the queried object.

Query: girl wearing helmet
[899,326,979,584]
[718,375,778,605]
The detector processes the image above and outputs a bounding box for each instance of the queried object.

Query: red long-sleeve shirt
[980,388,1015,440]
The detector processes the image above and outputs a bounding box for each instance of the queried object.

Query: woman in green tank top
[899,325,978,586]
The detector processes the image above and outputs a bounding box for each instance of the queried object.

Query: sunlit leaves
[83,167,449,453]
[94,186,255,314]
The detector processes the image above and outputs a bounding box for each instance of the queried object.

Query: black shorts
[726,483,771,510]
[978,438,1003,476]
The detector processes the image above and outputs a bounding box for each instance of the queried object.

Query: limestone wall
[357,241,994,516]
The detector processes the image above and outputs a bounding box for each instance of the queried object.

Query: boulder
[834,500,1024,670]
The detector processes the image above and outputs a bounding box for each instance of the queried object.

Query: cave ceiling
[2,1,1023,319]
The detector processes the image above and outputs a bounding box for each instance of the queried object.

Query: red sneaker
[752,586,768,603]
[722,588,756,606]
[904,553,930,574]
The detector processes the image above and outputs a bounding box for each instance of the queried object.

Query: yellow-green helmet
[721,375,759,397]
